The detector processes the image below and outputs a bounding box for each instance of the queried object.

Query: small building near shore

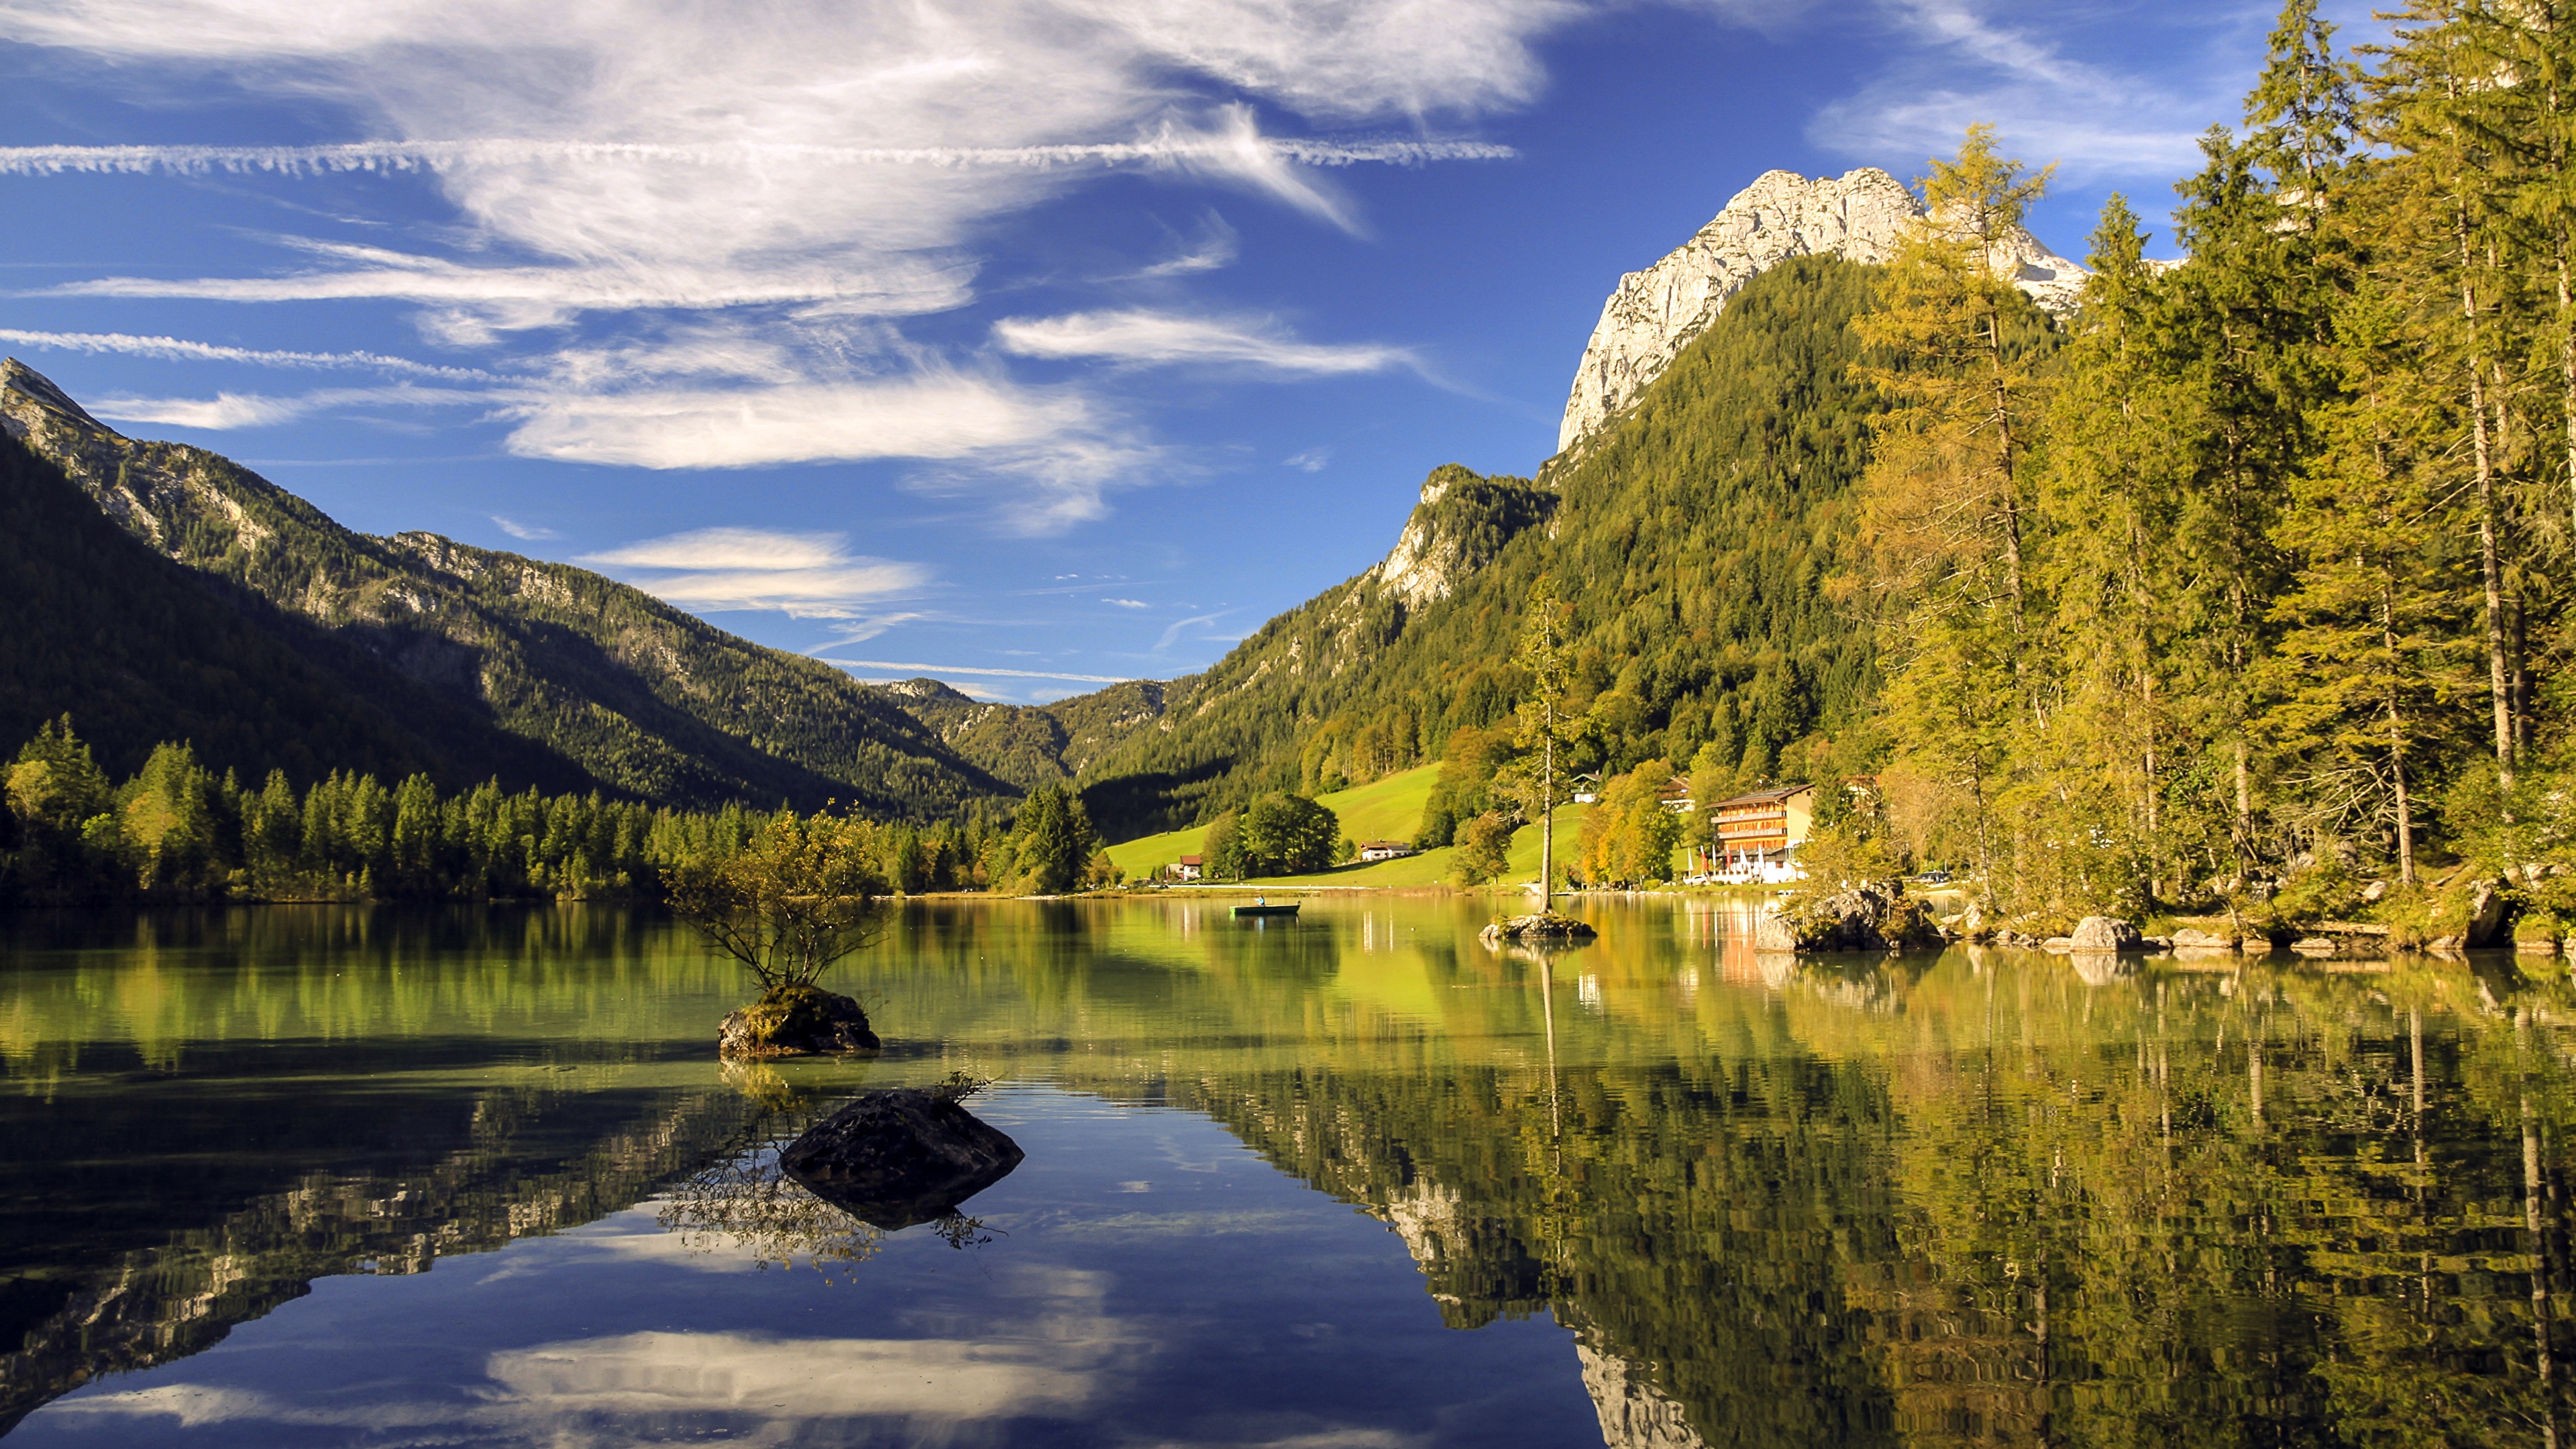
[1357,841,1414,863]
[1702,783,1817,879]
[1176,854,1204,881]
[1571,771,1603,804]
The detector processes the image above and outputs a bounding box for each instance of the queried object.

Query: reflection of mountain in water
[0,1079,767,1436]
[1045,929,2576,1449]
[0,906,780,1436]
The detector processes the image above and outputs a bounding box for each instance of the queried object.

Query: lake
[0,894,2569,1447]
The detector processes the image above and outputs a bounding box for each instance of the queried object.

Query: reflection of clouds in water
[489,1329,1095,1419]
[1043,1208,1315,1240]
[45,1224,1136,1445]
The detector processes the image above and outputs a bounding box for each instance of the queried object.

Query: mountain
[1,360,1012,815]
[1062,254,1905,839]
[861,677,1167,792]
[0,425,582,792]
[1558,166,2082,451]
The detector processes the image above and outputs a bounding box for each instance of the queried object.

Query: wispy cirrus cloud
[0,327,498,379]
[1809,0,2242,182]
[994,310,1410,374]
[88,382,490,429]
[578,528,934,619]
[504,374,1089,469]
[0,0,1545,532]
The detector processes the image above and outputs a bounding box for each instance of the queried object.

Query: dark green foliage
[1009,784,1099,894]
[1233,792,1341,877]
[0,430,582,792]
[867,679,1169,792]
[1071,257,1884,841]
[1,361,1012,818]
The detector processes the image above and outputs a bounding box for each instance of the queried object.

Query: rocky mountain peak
[1,358,115,443]
[1556,166,2085,451]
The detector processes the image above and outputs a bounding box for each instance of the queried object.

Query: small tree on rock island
[1513,579,1584,910]
[665,808,888,1056]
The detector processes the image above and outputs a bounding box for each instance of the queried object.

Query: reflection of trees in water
[0,1076,770,1437]
[1044,947,2576,1449]
[655,1062,996,1282]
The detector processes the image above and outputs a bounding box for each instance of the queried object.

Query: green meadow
[1104,764,1589,890]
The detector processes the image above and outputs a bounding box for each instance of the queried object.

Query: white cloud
[1130,211,1240,277]
[995,310,1409,374]
[0,0,1553,522]
[1284,447,1331,472]
[1154,610,1238,651]
[1808,0,2235,182]
[87,391,317,429]
[1102,597,1148,608]
[579,527,934,618]
[504,375,1089,469]
[0,327,496,379]
[86,382,495,429]
[490,515,557,540]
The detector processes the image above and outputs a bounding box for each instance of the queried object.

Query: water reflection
[1,898,2571,1446]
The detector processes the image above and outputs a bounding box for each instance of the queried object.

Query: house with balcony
[1356,841,1414,863]
[1703,783,1815,882]
[1175,854,1204,881]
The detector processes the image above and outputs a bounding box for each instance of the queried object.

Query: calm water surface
[1,895,2571,1446]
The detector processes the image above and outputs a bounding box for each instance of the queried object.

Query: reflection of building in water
[1577,1340,1707,1449]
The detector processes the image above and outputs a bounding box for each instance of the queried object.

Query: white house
[1357,841,1413,863]
[1175,854,1204,881]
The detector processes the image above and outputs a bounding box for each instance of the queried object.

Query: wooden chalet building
[1703,783,1816,875]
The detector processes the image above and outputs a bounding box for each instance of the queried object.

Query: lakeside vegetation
[0,720,1112,906]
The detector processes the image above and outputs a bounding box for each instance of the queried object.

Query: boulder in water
[1763,881,1943,953]
[2070,916,2144,952]
[718,985,879,1057]
[780,1088,1024,1230]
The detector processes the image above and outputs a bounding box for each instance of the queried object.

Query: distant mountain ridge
[1,359,1012,814]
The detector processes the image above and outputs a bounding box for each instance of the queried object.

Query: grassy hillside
[1,359,1012,815]
[1111,788,1591,891]
[1073,256,1886,839]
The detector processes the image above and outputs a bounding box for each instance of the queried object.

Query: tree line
[0,719,1120,904]
[1834,0,2576,932]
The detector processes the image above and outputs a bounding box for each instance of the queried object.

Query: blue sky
[0,0,2362,703]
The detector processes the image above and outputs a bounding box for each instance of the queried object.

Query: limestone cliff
[1558,166,2084,451]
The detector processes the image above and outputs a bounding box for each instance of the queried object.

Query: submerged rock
[1481,912,1599,944]
[780,1089,1024,1230]
[718,985,879,1058]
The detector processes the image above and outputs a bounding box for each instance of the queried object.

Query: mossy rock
[718,984,879,1057]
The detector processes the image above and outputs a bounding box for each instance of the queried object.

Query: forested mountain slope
[865,678,1167,791]
[0,428,584,789]
[1,360,1012,815]
[1071,256,1893,839]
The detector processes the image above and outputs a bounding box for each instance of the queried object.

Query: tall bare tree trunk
[2382,570,2416,884]
[2455,191,2518,787]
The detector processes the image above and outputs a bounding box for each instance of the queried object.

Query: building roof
[1179,855,1202,865]
[1359,840,1412,851]
[1709,783,1815,810]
